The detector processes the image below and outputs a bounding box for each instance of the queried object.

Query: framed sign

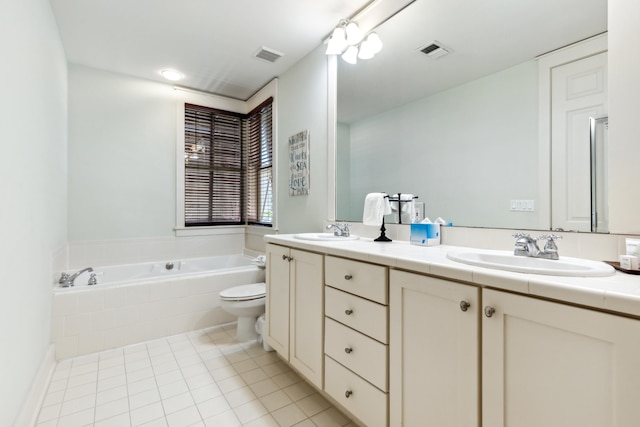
[289,130,310,196]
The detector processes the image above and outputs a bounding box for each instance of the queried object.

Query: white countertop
[265,234,640,318]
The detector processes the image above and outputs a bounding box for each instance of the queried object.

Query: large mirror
[335,0,608,231]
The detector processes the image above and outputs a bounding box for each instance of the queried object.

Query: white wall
[277,46,331,233]
[0,0,68,425]
[608,0,640,234]
[336,122,351,220]
[68,64,177,241]
[342,60,539,229]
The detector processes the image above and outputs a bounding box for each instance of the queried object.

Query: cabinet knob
[345,390,353,398]
[344,347,353,354]
[344,274,353,280]
[345,309,353,315]
[459,300,471,312]
[282,254,287,260]
[484,306,496,318]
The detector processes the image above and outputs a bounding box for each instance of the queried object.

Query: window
[184,104,244,226]
[247,99,273,226]
[182,98,273,228]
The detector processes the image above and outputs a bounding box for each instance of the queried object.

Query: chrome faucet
[59,267,94,287]
[513,233,561,260]
[326,223,350,237]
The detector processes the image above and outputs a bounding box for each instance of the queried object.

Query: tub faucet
[327,223,350,237]
[59,267,93,287]
[513,233,561,260]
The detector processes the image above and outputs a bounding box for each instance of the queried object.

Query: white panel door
[483,289,640,427]
[389,270,480,427]
[551,52,607,231]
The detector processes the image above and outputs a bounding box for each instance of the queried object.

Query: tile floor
[35,323,355,427]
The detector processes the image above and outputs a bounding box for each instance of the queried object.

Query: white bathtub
[56,254,261,289]
[51,254,265,359]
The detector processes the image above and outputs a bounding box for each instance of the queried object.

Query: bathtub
[51,254,265,359]
[56,254,262,289]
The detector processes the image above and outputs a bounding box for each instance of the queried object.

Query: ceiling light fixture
[160,69,184,81]
[325,19,382,64]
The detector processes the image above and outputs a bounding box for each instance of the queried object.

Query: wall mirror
[335,0,608,231]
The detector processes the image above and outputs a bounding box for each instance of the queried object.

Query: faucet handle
[58,272,70,284]
[539,234,561,259]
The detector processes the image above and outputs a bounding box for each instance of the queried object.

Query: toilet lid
[219,283,266,301]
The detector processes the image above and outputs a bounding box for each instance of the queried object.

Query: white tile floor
[36,323,356,427]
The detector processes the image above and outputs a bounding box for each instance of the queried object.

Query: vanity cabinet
[265,243,324,388]
[389,270,480,427]
[323,256,389,427]
[482,288,640,427]
[265,237,640,427]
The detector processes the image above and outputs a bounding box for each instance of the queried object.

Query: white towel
[400,194,415,213]
[363,193,392,226]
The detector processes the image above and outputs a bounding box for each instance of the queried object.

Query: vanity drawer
[325,256,388,304]
[325,286,388,344]
[325,356,388,427]
[325,317,388,391]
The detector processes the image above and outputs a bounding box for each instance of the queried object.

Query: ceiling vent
[418,41,451,60]
[254,47,284,63]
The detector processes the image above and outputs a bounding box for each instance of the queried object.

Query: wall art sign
[289,130,310,196]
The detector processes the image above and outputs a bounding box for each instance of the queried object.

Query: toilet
[219,282,266,341]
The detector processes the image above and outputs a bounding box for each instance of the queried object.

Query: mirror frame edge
[327,54,337,222]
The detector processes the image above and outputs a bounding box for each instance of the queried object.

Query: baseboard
[13,344,56,427]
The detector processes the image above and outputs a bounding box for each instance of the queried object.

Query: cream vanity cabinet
[482,288,640,427]
[323,256,389,427]
[389,270,481,427]
[265,243,324,388]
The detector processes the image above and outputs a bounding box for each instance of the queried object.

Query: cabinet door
[483,289,640,427]
[265,244,290,357]
[290,249,324,388]
[389,270,480,427]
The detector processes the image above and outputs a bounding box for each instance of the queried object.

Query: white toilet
[219,282,266,341]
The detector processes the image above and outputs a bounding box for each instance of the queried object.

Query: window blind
[184,104,244,226]
[246,99,273,226]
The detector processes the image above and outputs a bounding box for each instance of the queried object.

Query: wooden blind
[246,99,273,226]
[184,104,244,226]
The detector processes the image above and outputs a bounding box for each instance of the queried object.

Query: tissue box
[410,223,440,246]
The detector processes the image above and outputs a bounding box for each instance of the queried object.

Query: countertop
[265,234,640,318]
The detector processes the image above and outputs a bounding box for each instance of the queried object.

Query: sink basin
[447,249,615,277]
[294,233,359,242]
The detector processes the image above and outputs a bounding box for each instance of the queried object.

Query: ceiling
[50,0,607,112]
[49,0,377,100]
[338,0,608,123]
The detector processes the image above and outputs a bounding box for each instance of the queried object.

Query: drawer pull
[345,309,353,315]
[344,274,353,280]
[345,390,353,398]
[344,347,353,354]
[484,306,496,318]
[460,300,471,312]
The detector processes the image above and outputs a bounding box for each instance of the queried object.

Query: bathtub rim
[53,254,264,294]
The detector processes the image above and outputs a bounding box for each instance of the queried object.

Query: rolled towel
[363,193,392,226]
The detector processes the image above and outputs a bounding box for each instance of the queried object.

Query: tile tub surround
[65,233,246,271]
[265,234,640,318]
[36,324,356,427]
[52,266,264,359]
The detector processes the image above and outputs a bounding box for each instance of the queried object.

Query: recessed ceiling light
[160,69,184,81]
